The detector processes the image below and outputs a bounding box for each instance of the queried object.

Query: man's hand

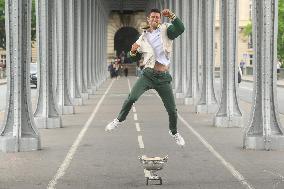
[131,43,140,53]
[161,9,172,17]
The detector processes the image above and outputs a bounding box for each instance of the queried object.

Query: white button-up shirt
[145,28,171,66]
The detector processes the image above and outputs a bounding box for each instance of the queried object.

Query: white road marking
[132,107,136,112]
[127,79,131,91]
[134,113,138,121]
[152,90,255,189]
[136,123,141,132]
[178,114,255,189]
[47,80,115,189]
[138,135,144,149]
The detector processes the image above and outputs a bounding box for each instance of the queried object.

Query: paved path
[0,77,284,189]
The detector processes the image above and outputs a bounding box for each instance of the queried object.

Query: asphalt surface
[0,76,284,189]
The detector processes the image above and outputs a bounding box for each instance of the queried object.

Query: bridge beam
[0,0,40,152]
[244,0,284,150]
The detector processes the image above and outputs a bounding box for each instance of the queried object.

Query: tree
[243,0,284,63]
[0,0,5,49]
[278,0,284,63]
[0,0,36,49]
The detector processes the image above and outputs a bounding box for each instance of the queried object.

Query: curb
[0,81,6,86]
[242,79,284,88]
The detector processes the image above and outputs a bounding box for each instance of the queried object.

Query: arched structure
[0,0,283,152]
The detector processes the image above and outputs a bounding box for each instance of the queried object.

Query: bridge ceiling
[107,0,148,11]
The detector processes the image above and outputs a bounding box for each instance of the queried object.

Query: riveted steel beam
[0,0,41,152]
[55,0,74,115]
[34,0,61,129]
[185,0,199,105]
[173,0,184,98]
[214,0,243,127]
[244,0,284,150]
[196,0,218,113]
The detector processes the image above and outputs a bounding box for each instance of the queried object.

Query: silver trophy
[138,155,168,185]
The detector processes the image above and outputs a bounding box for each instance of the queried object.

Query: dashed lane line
[138,135,145,149]
[136,123,141,132]
[133,113,138,121]
[127,78,145,150]
[47,80,115,189]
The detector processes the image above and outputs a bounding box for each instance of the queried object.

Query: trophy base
[145,171,162,185]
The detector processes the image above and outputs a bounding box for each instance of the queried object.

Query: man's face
[147,12,161,29]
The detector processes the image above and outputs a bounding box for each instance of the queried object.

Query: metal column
[173,0,183,98]
[0,0,41,152]
[214,0,243,127]
[244,0,284,150]
[34,0,61,129]
[196,0,218,113]
[56,0,74,115]
[185,0,199,105]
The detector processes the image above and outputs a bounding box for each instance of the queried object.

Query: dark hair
[148,8,161,16]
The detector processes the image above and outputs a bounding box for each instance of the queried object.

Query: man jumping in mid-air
[105,8,185,147]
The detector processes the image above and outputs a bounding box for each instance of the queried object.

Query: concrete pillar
[185,0,199,105]
[196,0,218,114]
[80,0,89,99]
[0,0,41,152]
[56,0,74,115]
[214,0,243,127]
[34,0,61,129]
[173,0,183,98]
[244,0,284,150]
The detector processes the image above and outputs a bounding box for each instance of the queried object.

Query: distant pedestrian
[124,66,128,77]
[0,62,6,69]
[240,60,245,74]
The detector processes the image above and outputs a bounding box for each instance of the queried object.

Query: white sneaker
[105,118,122,131]
[169,131,185,146]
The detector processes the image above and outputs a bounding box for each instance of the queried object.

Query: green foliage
[243,22,252,37]
[0,0,36,49]
[0,0,5,49]
[278,0,284,62]
[242,1,284,63]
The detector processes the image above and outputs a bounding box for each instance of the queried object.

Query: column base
[175,93,185,99]
[196,104,218,114]
[244,135,284,150]
[214,115,243,128]
[87,88,94,94]
[81,93,89,101]
[184,97,196,105]
[72,97,83,106]
[58,105,74,115]
[0,136,41,152]
[34,116,61,129]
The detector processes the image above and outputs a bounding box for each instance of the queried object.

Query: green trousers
[117,68,177,134]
